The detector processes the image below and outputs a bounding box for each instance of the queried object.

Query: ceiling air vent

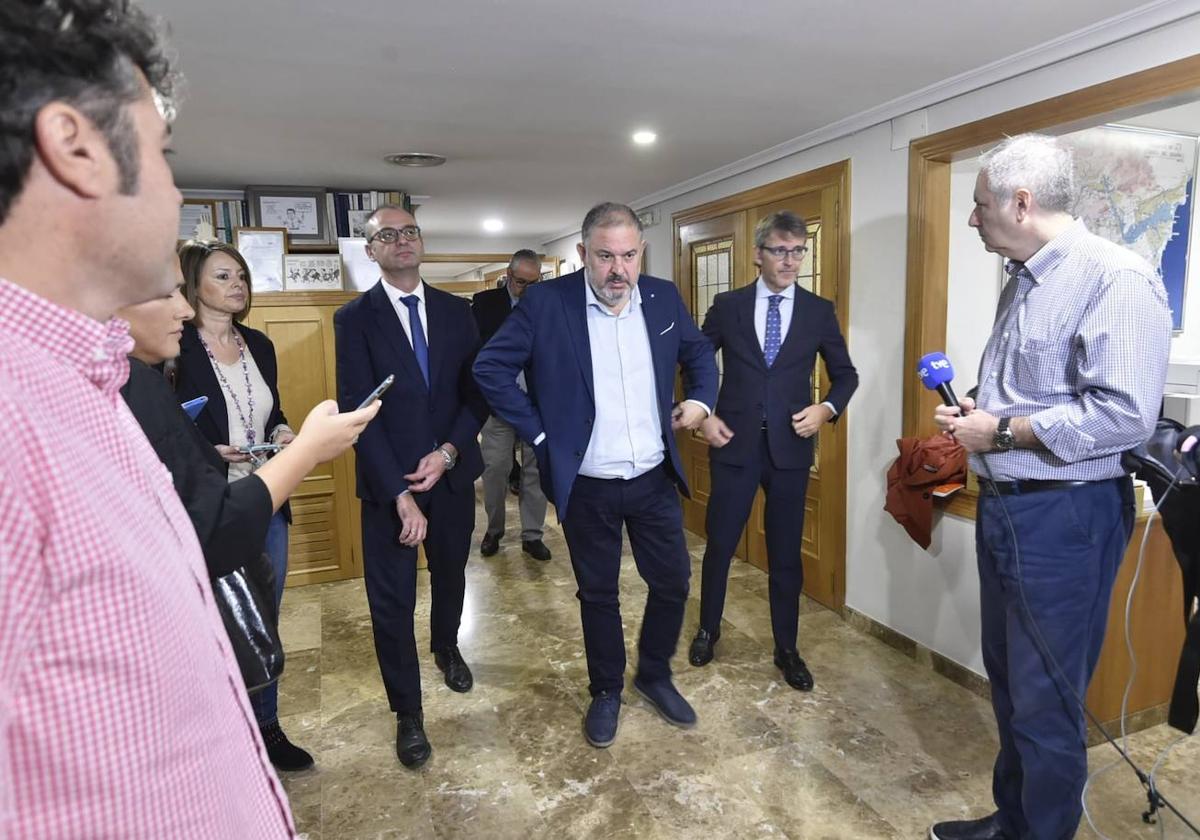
[384,152,446,168]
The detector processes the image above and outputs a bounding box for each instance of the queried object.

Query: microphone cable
[974,453,1198,837]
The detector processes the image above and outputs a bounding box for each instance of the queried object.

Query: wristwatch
[437,445,457,470]
[992,417,1016,452]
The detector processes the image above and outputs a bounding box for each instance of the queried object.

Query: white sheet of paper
[339,237,378,292]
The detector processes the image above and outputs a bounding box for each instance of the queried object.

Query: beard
[590,272,631,307]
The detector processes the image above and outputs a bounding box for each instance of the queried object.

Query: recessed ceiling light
[632,130,657,145]
[384,152,446,167]
[482,218,504,232]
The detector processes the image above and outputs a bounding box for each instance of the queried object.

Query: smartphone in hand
[356,374,395,411]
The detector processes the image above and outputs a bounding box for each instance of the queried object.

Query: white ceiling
[147,0,1171,244]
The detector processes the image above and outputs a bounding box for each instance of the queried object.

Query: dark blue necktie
[400,295,430,388]
[764,294,783,367]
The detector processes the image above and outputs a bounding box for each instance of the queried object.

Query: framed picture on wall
[179,198,217,241]
[234,227,288,293]
[284,253,343,291]
[245,185,332,250]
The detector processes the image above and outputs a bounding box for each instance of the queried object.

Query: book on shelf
[327,190,410,238]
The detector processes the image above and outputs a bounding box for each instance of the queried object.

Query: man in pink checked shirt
[0,2,293,837]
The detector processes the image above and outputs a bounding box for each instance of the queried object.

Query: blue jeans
[977,477,1133,840]
[251,510,289,726]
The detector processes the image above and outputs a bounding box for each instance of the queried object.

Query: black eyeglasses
[368,225,421,244]
[759,245,809,260]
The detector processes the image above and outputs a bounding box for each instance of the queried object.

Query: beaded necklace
[199,328,257,445]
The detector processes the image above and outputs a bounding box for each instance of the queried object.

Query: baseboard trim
[839,606,1170,745]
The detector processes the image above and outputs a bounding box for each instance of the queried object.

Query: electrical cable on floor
[976,455,1199,838]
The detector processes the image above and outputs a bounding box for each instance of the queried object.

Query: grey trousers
[480,414,547,542]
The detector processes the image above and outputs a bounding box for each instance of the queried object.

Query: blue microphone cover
[917,352,954,389]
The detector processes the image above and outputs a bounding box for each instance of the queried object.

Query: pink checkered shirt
[0,280,293,838]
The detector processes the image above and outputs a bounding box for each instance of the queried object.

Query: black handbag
[212,552,285,694]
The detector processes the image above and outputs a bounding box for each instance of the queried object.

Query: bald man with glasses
[687,210,858,692]
[334,205,489,769]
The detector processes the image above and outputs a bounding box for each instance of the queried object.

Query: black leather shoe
[522,539,551,561]
[434,646,474,692]
[688,628,719,667]
[260,721,314,772]
[929,813,1006,840]
[774,649,814,691]
[396,712,431,768]
[480,533,500,557]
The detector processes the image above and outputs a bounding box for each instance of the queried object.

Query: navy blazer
[702,282,858,470]
[334,280,488,503]
[473,270,718,519]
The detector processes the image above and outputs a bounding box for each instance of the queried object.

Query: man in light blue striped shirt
[930,134,1171,840]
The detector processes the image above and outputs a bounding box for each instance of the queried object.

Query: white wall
[543,16,1200,676]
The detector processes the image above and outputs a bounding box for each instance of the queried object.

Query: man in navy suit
[687,211,858,692]
[474,203,718,748]
[334,205,488,769]
[471,249,551,562]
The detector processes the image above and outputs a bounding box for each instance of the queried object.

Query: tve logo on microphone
[917,352,954,386]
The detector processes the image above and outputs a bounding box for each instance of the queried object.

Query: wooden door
[672,161,851,611]
[676,214,746,537]
[741,188,846,609]
[243,293,364,586]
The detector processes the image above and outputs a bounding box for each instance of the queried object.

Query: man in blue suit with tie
[687,211,858,691]
[474,202,718,748]
[334,205,488,769]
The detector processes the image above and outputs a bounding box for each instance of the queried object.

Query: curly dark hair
[0,0,181,224]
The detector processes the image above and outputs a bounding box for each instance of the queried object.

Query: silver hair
[978,134,1075,213]
[508,248,540,273]
[580,202,642,245]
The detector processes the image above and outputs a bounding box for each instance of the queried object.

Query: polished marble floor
[274,496,1200,839]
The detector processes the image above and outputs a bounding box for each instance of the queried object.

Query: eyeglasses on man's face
[759,244,809,260]
[368,225,422,244]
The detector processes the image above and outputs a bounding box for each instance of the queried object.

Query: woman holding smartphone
[174,239,308,770]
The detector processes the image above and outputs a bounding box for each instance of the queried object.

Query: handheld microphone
[917,351,959,408]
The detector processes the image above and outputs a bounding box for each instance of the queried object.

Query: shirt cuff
[533,432,546,446]
[683,399,711,417]
[1028,406,1093,463]
[821,401,838,417]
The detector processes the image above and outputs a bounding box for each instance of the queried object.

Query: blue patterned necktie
[400,295,430,388]
[763,294,783,367]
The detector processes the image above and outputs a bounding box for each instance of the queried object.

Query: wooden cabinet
[243,292,364,587]
[1087,516,1188,734]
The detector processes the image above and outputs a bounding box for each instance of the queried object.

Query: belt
[984,478,1100,496]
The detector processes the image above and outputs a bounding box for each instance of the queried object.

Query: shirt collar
[755,276,795,299]
[381,278,427,308]
[0,278,133,396]
[1011,218,1087,283]
[583,271,641,317]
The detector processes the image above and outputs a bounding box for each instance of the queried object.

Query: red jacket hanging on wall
[884,435,967,550]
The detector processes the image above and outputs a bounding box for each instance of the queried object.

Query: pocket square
[659,322,675,336]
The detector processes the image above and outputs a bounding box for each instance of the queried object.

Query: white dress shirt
[380,277,428,348]
[578,282,665,479]
[753,276,837,417]
[753,276,795,348]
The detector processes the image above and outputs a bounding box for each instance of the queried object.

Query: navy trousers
[360,479,474,715]
[699,431,810,651]
[560,466,691,696]
[976,477,1134,840]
